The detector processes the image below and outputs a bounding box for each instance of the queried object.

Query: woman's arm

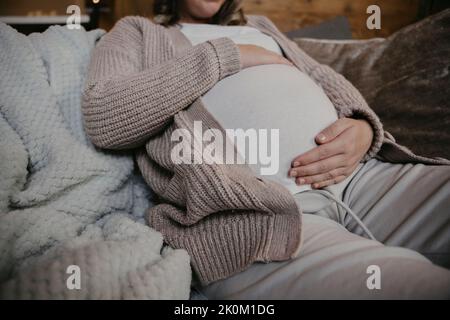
[253,16,384,188]
[284,38,384,160]
[286,40,383,187]
[82,17,241,150]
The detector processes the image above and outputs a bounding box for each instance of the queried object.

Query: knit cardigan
[82,15,449,286]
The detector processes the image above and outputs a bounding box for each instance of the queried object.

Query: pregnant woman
[82,0,450,298]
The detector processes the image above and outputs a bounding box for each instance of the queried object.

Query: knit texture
[0,22,191,299]
[82,15,449,286]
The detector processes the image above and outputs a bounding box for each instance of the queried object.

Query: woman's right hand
[238,44,293,69]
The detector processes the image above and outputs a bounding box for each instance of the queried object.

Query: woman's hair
[153,0,247,26]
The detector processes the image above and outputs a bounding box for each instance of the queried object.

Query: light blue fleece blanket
[0,23,191,299]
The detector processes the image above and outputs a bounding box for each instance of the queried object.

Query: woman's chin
[195,4,223,18]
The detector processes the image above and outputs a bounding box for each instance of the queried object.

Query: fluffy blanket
[0,23,191,299]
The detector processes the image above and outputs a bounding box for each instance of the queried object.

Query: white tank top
[180,23,357,196]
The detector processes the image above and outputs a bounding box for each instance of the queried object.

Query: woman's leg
[343,159,450,267]
[198,214,450,299]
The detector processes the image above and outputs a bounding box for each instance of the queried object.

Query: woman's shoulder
[99,16,162,49]
[112,15,161,33]
[246,15,279,31]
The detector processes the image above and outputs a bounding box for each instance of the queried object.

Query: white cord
[310,189,377,241]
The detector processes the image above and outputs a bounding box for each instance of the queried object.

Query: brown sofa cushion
[293,9,450,159]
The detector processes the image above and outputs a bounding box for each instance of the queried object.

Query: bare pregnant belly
[201,64,350,195]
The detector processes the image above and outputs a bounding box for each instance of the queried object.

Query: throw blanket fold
[0,23,191,299]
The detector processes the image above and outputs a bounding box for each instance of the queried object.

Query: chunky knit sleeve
[257,16,384,160]
[82,17,241,150]
[291,46,383,160]
[305,62,384,161]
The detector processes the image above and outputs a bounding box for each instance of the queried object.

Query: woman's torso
[180,23,355,195]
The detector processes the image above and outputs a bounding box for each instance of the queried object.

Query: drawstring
[307,189,377,241]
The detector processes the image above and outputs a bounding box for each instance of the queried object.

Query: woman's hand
[238,44,293,69]
[289,118,374,189]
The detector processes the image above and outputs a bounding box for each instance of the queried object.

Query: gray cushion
[293,9,450,159]
[286,16,352,40]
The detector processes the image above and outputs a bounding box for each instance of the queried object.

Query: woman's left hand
[289,118,373,189]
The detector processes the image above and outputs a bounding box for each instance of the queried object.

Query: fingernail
[293,161,300,167]
[298,178,305,185]
[317,134,326,142]
[289,170,297,177]
[312,183,319,189]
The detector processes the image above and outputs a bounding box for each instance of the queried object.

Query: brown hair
[153,0,247,26]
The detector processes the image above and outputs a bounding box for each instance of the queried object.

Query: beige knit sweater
[82,15,449,286]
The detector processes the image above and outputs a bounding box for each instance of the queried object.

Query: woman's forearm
[82,19,240,150]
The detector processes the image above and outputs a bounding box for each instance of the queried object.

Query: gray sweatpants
[198,159,450,299]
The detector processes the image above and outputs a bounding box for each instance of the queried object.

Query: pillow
[286,16,352,40]
[293,9,450,160]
